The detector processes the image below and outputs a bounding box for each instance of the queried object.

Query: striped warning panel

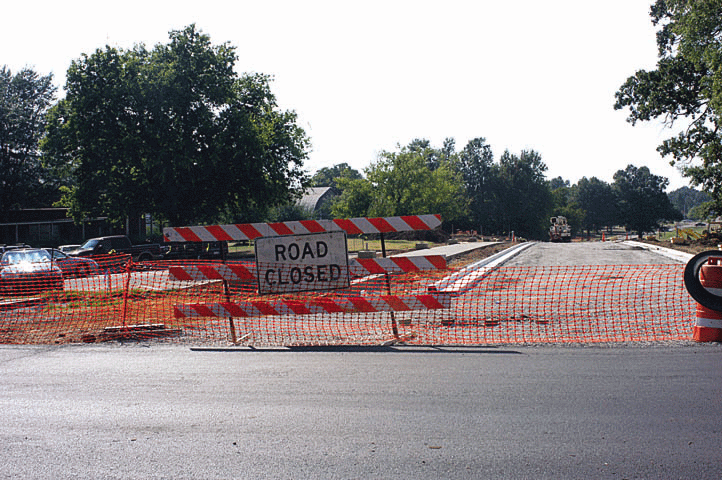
[349,255,447,276]
[173,293,452,318]
[163,214,442,242]
[167,255,447,282]
[167,264,256,282]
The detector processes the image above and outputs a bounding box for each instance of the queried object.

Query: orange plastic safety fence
[0,258,695,345]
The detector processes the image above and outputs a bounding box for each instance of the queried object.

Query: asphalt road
[1,343,720,479]
[2,242,721,479]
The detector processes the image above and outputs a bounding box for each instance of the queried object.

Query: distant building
[0,209,109,247]
[297,187,338,219]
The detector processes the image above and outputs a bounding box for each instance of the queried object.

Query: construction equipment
[549,216,572,243]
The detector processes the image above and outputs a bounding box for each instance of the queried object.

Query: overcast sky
[2,0,689,190]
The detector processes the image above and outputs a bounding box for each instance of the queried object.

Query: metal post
[221,244,238,344]
[380,233,399,339]
[121,256,132,328]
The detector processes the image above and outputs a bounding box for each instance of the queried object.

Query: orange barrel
[694,258,722,342]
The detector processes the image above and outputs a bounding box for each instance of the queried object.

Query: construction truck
[549,216,572,242]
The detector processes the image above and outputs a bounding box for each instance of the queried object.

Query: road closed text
[264,264,344,287]
[254,232,350,294]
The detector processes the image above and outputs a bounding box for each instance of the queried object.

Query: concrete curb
[429,241,536,293]
[623,240,694,264]
[391,241,501,260]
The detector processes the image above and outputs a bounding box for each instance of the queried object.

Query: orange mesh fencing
[0,257,696,345]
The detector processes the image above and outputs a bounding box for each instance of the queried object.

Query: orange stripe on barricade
[205,225,234,242]
[268,222,295,236]
[238,224,263,240]
[333,218,364,235]
[173,294,452,318]
[392,257,420,272]
[694,262,722,342]
[168,264,256,282]
[174,227,203,243]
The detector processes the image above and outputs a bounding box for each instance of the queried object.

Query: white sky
[1,0,689,190]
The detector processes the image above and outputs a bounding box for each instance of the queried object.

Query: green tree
[43,25,309,228]
[0,66,58,215]
[667,185,710,218]
[612,165,681,237]
[331,140,468,223]
[364,142,468,223]
[549,177,584,238]
[574,177,618,234]
[453,137,494,231]
[488,149,553,239]
[686,202,709,221]
[330,177,375,219]
[310,163,362,189]
[614,1,722,210]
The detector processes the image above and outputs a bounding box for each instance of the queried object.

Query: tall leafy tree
[613,165,681,237]
[488,149,553,239]
[667,185,710,218]
[575,177,618,234]
[331,140,467,223]
[310,163,362,189]
[365,142,468,222]
[43,25,309,228]
[454,137,494,231]
[329,177,374,219]
[549,177,584,237]
[0,66,57,215]
[614,0,722,210]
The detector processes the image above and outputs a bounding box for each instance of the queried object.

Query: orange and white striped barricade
[164,215,446,344]
[174,293,452,319]
[167,255,448,283]
[163,214,443,242]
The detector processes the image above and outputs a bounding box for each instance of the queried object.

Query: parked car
[162,241,228,260]
[0,244,31,255]
[68,235,163,262]
[57,244,81,253]
[45,249,100,278]
[0,248,64,295]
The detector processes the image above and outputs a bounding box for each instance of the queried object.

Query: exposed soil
[638,232,722,256]
[447,241,515,267]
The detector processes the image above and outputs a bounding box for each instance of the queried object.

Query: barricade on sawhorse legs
[164,214,450,345]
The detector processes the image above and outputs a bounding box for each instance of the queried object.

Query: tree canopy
[310,163,362,189]
[330,141,468,223]
[488,149,553,238]
[612,165,681,237]
[43,25,309,227]
[614,0,722,211]
[668,185,710,218]
[574,177,618,233]
[454,137,495,231]
[0,66,57,215]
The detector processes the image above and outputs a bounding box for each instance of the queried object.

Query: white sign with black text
[254,231,350,294]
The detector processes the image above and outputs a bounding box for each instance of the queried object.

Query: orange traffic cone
[694,259,722,342]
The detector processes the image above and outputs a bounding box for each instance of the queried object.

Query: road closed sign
[254,231,350,294]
